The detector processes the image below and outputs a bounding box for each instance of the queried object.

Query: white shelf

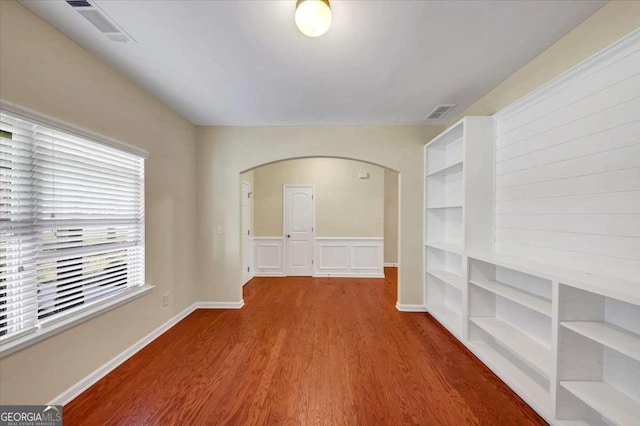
[467,250,640,307]
[425,241,463,254]
[469,278,551,317]
[427,269,464,292]
[560,381,640,426]
[561,321,640,362]
[426,204,463,210]
[468,340,551,420]
[427,303,462,339]
[426,160,463,178]
[470,317,551,379]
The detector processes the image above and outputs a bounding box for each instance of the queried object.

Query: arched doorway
[195,125,443,310]
[240,157,399,286]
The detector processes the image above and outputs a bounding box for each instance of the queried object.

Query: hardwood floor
[64,268,546,425]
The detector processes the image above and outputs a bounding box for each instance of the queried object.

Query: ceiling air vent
[67,1,91,7]
[66,0,131,43]
[425,104,456,120]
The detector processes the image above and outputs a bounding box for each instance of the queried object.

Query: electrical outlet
[217,226,224,235]
[162,293,169,307]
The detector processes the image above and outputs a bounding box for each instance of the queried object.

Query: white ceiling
[20,0,604,126]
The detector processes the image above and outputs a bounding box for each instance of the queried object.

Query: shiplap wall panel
[497,97,640,162]
[496,120,640,175]
[496,214,640,237]
[497,143,640,189]
[494,36,640,282]
[497,167,640,201]
[498,42,640,135]
[499,75,640,147]
[496,192,640,215]
[495,229,640,260]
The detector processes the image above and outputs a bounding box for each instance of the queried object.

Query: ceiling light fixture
[295,0,332,37]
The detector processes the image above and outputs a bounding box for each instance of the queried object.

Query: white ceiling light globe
[295,0,332,37]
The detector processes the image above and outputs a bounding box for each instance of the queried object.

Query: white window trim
[0,284,153,358]
[0,100,151,358]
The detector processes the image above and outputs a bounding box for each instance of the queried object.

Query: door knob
[286,234,291,238]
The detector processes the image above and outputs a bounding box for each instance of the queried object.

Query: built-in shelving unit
[423,117,494,343]
[424,30,640,415]
[422,113,639,424]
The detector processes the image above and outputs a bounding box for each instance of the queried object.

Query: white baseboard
[313,273,384,278]
[255,273,383,278]
[395,302,427,312]
[384,263,398,267]
[196,300,245,309]
[49,300,245,406]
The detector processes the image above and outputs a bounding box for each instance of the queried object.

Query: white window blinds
[0,110,145,342]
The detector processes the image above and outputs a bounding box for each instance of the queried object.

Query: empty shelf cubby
[425,246,464,338]
[467,257,553,417]
[556,285,640,425]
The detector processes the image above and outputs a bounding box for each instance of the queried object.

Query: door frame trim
[241,180,253,285]
[282,184,316,276]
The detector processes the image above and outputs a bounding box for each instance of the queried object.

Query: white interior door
[284,185,314,276]
[242,182,253,284]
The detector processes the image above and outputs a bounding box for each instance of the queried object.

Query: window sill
[0,284,154,359]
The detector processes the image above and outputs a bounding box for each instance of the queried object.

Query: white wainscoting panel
[253,237,285,276]
[494,31,640,282]
[315,238,384,278]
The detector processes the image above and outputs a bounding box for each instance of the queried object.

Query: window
[0,108,146,346]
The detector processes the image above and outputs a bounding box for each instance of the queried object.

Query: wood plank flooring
[64,268,546,425]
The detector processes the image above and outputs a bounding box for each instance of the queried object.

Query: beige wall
[384,170,399,264]
[196,126,444,305]
[252,158,384,237]
[0,1,198,404]
[457,1,640,120]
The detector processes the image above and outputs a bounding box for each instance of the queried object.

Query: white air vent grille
[77,9,118,33]
[66,0,131,43]
[425,104,456,120]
